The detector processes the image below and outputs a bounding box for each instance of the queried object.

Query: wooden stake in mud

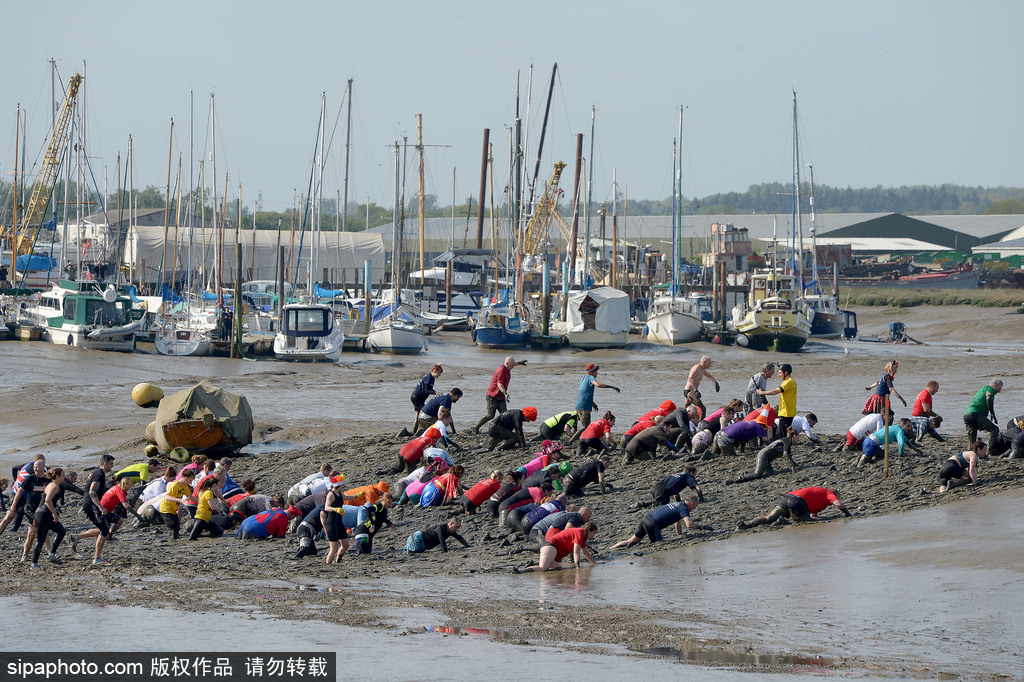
[883,395,891,479]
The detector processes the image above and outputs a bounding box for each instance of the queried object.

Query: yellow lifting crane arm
[5,73,83,256]
[520,161,566,259]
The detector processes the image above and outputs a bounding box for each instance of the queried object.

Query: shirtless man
[685,356,719,417]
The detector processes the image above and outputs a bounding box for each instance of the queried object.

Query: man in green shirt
[963,379,1002,452]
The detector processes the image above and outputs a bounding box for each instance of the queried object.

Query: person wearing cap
[473,356,527,433]
[757,362,797,436]
[485,407,538,451]
[568,364,620,442]
[343,480,391,507]
[322,478,350,563]
[745,363,776,413]
[737,486,851,530]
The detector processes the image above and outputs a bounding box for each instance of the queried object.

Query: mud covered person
[405,516,470,554]
[570,363,620,438]
[473,356,527,433]
[931,441,987,494]
[517,521,598,572]
[410,363,444,431]
[737,486,851,530]
[611,496,710,548]
[485,407,537,451]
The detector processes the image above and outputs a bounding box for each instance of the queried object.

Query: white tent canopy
[566,286,631,334]
[124,226,385,287]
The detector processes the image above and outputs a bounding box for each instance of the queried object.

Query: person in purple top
[714,420,768,456]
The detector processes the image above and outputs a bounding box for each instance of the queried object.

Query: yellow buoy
[132,383,164,408]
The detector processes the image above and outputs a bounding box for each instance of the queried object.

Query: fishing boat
[472,303,531,349]
[17,279,143,351]
[731,269,810,353]
[566,286,631,349]
[273,303,344,361]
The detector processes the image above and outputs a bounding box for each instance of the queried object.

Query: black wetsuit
[563,460,605,496]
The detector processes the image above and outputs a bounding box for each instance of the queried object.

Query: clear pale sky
[2,1,1021,215]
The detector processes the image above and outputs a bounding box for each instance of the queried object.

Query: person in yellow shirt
[758,363,797,435]
[159,469,196,540]
[188,476,224,540]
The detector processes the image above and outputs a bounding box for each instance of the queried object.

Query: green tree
[983,198,1024,214]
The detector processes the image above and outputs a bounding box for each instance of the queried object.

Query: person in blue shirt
[857,418,920,466]
[568,364,619,443]
[610,497,710,547]
[410,364,444,431]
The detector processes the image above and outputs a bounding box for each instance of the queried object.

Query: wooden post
[445,261,452,316]
[719,262,727,331]
[363,259,371,337]
[232,243,242,359]
[475,129,489,249]
[542,260,551,338]
[883,395,891,479]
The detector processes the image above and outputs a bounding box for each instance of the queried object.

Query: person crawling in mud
[610,496,710,548]
[736,486,851,530]
[516,521,599,572]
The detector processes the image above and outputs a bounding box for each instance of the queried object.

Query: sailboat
[731,264,811,352]
[366,140,427,355]
[644,112,703,346]
[802,164,851,339]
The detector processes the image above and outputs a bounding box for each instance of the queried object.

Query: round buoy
[713,334,722,344]
[168,447,190,463]
[132,382,164,408]
[144,443,159,457]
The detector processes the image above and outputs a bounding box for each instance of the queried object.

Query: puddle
[427,625,520,642]
[642,646,839,671]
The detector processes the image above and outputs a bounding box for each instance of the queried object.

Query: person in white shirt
[838,412,889,451]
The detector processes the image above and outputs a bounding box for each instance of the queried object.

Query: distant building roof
[972,235,1024,257]
[816,213,983,251]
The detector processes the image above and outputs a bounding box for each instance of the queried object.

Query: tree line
[3,180,1023,232]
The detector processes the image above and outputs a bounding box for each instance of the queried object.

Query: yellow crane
[519,161,565,260]
[4,73,83,261]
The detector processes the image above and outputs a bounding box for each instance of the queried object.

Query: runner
[410,363,444,431]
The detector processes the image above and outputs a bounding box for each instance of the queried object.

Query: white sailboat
[645,112,703,345]
[366,140,426,355]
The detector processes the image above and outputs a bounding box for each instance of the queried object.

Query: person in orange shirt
[344,480,391,507]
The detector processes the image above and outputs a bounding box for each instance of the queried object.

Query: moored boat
[17,279,142,351]
[566,286,630,350]
[273,303,344,361]
[731,270,811,353]
[644,295,703,345]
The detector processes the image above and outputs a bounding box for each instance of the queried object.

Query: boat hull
[644,310,703,345]
[734,309,810,353]
[566,329,629,350]
[44,325,137,352]
[272,330,344,361]
[473,325,530,350]
[842,269,980,289]
[366,323,426,355]
[155,328,212,357]
[807,309,846,339]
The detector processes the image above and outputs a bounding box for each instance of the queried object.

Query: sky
[2,1,1022,217]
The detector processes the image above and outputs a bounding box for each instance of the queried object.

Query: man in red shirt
[736,486,851,529]
[517,522,598,572]
[912,381,940,418]
[473,356,527,433]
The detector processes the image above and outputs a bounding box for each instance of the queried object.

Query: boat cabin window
[63,298,76,320]
[86,299,126,326]
[286,308,331,334]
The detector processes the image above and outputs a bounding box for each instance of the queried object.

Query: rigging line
[291,110,324,290]
[320,89,348,167]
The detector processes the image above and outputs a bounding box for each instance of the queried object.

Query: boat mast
[391,142,400,296]
[341,78,353,233]
[792,89,804,303]
[315,92,326,289]
[583,106,595,285]
[807,163,819,295]
[416,113,426,288]
[671,136,677,300]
